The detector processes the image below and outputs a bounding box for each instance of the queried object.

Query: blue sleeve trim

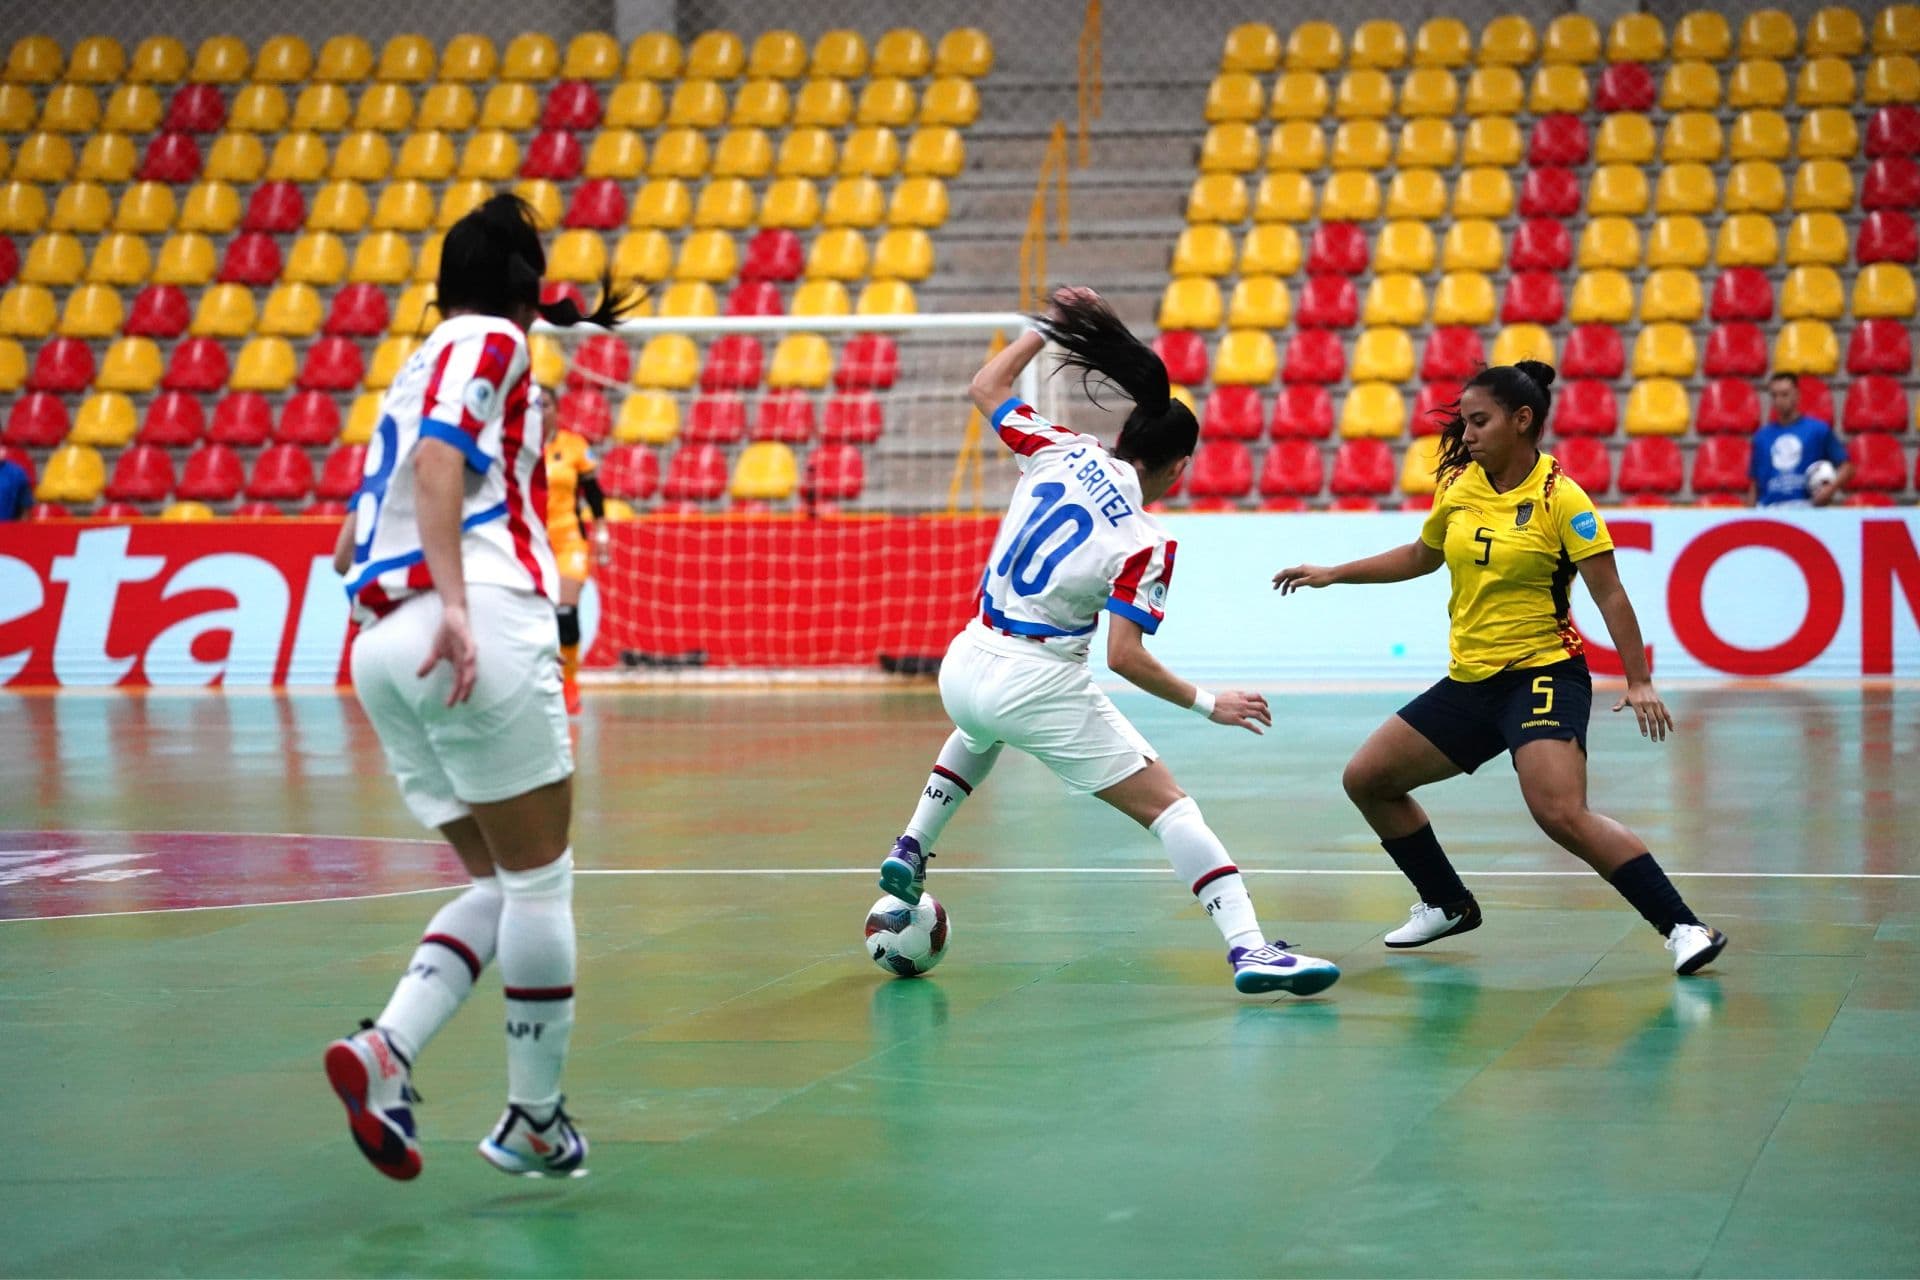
[420,418,492,474]
[1105,596,1161,633]
[989,397,1026,431]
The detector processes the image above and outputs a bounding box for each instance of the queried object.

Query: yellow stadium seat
[633,335,696,390]
[0,181,46,234]
[695,180,755,229]
[1797,57,1856,107]
[747,29,805,78]
[260,283,322,337]
[1240,224,1301,276]
[1865,54,1920,103]
[1609,13,1668,62]
[1544,13,1600,63]
[457,131,518,181]
[37,445,105,504]
[1453,168,1514,219]
[1577,216,1640,269]
[810,29,868,78]
[649,129,711,179]
[713,128,772,179]
[1399,68,1460,118]
[265,132,327,184]
[349,231,411,285]
[1352,327,1416,382]
[190,36,249,84]
[1740,10,1800,59]
[769,333,832,389]
[570,132,641,183]
[417,86,476,133]
[623,31,682,81]
[159,501,215,522]
[867,64,928,116]
[59,284,122,338]
[1158,278,1221,330]
[230,84,289,133]
[934,26,993,77]
[806,228,868,281]
[313,34,371,82]
[546,230,606,283]
[0,85,38,131]
[204,133,265,183]
[657,281,715,319]
[1269,72,1328,120]
[86,233,150,285]
[1855,263,1918,318]
[876,230,934,284]
[1529,65,1589,113]
[190,283,255,337]
[1595,113,1655,164]
[1253,172,1312,223]
[1214,330,1278,385]
[1336,70,1394,119]
[1385,169,1449,220]
[1648,216,1710,268]
[71,392,136,447]
[434,180,487,229]
[787,280,847,317]
[292,83,351,132]
[375,35,433,84]
[1661,61,1722,112]
[0,338,21,391]
[1286,22,1344,70]
[1363,274,1427,326]
[889,177,948,228]
[50,182,110,233]
[478,82,539,131]
[1465,66,1524,115]
[1798,109,1858,160]
[1375,221,1436,274]
[918,77,979,129]
[1479,16,1539,65]
[1442,220,1504,272]
[668,79,727,129]
[393,131,454,181]
[332,132,392,182]
[1171,225,1234,277]
[904,127,962,179]
[779,128,838,179]
[841,128,900,180]
[605,82,664,130]
[283,231,346,286]
[1774,320,1839,374]
[254,34,313,84]
[1265,122,1326,171]
[1331,121,1391,170]
[793,78,852,129]
[1876,4,1920,53]
[857,280,917,315]
[679,30,741,81]
[1207,73,1265,123]
[1461,117,1521,167]
[513,179,562,229]
[127,34,187,84]
[1341,384,1407,439]
[388,284,436,336]
[1400,435,1447,495]
[1397,119,1457,169]
[13,134,73,183]
[1588,165,1650,216]
[1728,59,1789,108]
[1781,265,1846,319]
[759,178,818,229]
[1569,270,1634,324]
[22,233,84,286]
[1432,272,1495,325]
[1352,19,1410,68]
[500,33,557,81]
[74,133,135,183]
[1654,163,1718,214]
[40,85,101,134]
[1792,159,1855,211]
[1226,275,1290,328]
[1726,160,1787,213]
[559,31,619,81]
[1624,381,1691,436]
[97,336,161,391]
[1807,6,1866,54]
[309,180,370,232]
[631,179,691,229]
[1415,17,1473,67]
[68,35,125,84]
[1663,112,1723,163]
[1641,269,1703,323]
[613,230,671,283]
[355,84,414,132]
[731,441,799,501]
[1221,22,1280,72]
[0,283,54,337]
[732,79,789,129]
[616,391,677,445]
[1674,11,1733,60]
[1786,212,1850,265]
[231,336,296,392]
[1319,171,1379,221]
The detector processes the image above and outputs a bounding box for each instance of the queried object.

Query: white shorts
[938,623,1156,795]
[351,583,573,830]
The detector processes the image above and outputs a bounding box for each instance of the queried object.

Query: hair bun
[1514,359,1556,389]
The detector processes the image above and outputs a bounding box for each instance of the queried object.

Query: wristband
[1189,688,1217,718]
[1026,320,1058,344]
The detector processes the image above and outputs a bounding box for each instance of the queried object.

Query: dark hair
[1768,372,1799,388]
[1033,293,1197,472]
[1433,361,1556,478]
[437,193,640,328]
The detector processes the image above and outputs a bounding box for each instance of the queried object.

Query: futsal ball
[863,893,950,977]
[1806,460,1837,490]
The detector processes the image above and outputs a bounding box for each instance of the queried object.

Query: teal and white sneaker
[478,1102,588,1177]
[1229,941,1341,996]
[878,835,929,905]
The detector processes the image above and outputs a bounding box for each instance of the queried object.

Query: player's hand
[1810,480,1840,507]
[1612,681,1674,743]
[1272,564,1338,594]
[592,526,612,567]
[1047,285,1099,319]
[418,603,479,706]
[1210,690,1271,735]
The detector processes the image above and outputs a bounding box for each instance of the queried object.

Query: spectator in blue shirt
[1750,374,1851,507]
[0,456,30,521]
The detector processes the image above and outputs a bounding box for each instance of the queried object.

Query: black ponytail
[1033,292,1197,472]
[1433,360,1556,479]
[438,193,642,328]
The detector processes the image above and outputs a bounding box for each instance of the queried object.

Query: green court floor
[1,684,1916,1278]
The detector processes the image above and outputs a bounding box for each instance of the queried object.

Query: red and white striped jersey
[974,398,1177,663]
[344,314,556,624]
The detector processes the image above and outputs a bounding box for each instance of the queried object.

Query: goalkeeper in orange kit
[544,425,610,714]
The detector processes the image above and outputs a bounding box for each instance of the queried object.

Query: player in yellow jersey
[1274,362,1726,976]
[544,426,609,715]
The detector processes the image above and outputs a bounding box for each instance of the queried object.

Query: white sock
[376,877,503,1062]
[1150,796,1264,951]
[496,851,576,1118]
[903,731,1002,850]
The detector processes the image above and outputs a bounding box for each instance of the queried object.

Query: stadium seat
[1692,379,1762,436]
[1614,437,1683,499]
[1502,272,1564,324]
[1726,162,1787,214]
[1594,63,1656,112]
[592,444,659,502]
[227,337,293,393]
[1587,165,1649,216]
[661,443,728,503]
[1432,272,1496,326]
[1704,268,1772,324]
[67,35,125,84]
[1849,435,1910,493]
[1490,323,1555,368]
[1633,324,1698,378]
[1330,439,1394,498]
[1394,120,1457,171]
[1221,21,1280,72]
[801,442,864,505]
[1594,114,1654,166]
[1155,278,1219,331]
[1797,57,1856,108]
[1258,386,1328,441]
[1649,164,1714,216]
[1865,158,1920,210]
[678,394,744,446]
[1249,174,1311,222]
[1265,71,1326,122]
[810,29,868,78]
[1250,439,1320,503]
[1516,168,1578,219]
[1848,318,1914,373]
[1183,441,1253,509]
[204,390,271,447]
[1213,330,1278,385]
[919,78,978,129]
[1798,109,1859,163]
[42,85,103,136]
[1336,70,1395,120]
[1304,224,1368,277]
[1553,381,1618,438]
[1375,221,1435,274]
[1565,270,1632,325]
[1639,268,1702,324]
[1199,386,1261,441]
[1419,328,1483,382]
[1200,123,1260,174]
[201,133,265,184]
[1396,68,1459,120]
[1858,211,1920,265]
[1543,13,1599,63]
[1506,220,1571,273]
[33,444,105,504]
[1775,319,1842,374]
[122,284,187,338]
[0,282,55,338]
[5,392,68,446]
[1439,220,1502,273]
[1842,376,1909,434]
[1282,330,1344,383]
[1868,107,1920,160]
[166,444,239,503]
[1792,159,1856,213]
[1548,437,1609,497]
[1551,325,1620,382]
[57,282,120,341]
[1298,276,1358,328]
[1702,323,1768,378]
[27,335,93,392]
[1660,62,1722,113]
[1778,265,1845,320]
[833,335,900,394]
[105,444,175,504]
[1529,66,1589,114]
[1350,328,1415,384]
[1340,384,1407,439]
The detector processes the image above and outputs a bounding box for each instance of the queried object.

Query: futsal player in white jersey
[879,288,1340,996]
[322,195,635,1179]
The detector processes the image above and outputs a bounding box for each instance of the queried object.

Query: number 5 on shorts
[1531,674,1554,716]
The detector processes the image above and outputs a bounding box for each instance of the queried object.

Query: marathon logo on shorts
[1571,511,1599,540]
[1514,501,1534,528]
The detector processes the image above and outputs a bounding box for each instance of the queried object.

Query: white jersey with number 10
[975,398,1176,664]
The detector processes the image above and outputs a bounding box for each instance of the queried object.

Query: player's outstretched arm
[1273,541,1442,594]
[966,285,1093,415]
[331,516,355,576]
[1575,551,1675,743]
[1106,615,1271,735]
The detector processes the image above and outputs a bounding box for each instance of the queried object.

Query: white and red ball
[863,893,950,977]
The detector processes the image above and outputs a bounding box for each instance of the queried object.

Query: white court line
[574,868,1920,880]
[0,884,460,924]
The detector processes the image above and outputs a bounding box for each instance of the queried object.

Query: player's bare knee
[1342,756,1391,806]
[1528,798,1587,847]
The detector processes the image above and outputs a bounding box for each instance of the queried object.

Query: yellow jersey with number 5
[544,428,595,546]
[1419,452,1614,682]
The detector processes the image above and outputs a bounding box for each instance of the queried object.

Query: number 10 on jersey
[997,482,1095,597]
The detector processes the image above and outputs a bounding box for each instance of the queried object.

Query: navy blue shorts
[1396,658,1592,775]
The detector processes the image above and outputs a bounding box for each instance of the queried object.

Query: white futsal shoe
[323,1022,422,1181]
[478,1101,589,1177]
[1228,941,1341,996]
[1384,898,1483,949]
[1665,923,1728,976]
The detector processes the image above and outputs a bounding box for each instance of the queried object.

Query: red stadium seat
[1306,224,1370,275]
[804,443,865,503]
[1704,323,1769,377]
[233,501,283,518]
[96,502,144,520]
[725,282,783,317]
[1617,437,1683,497]
[541,82,602,131]
[1710,268,1774,321]
[1270,384,1335,438]
[243,181,305,233]
[1153,332,1208,386]
[1259,439,1325,499]
[246,443,313,501]
[1510,219,1572,271]
[557,388,612,442]
[564,178,626,229]
[1554,437,1611,496]
[0,446,36,487]
[176,443,245,501]
[324,283,390,336]
[139,391,205,446]
[1850,435,1910,492]
[165,84,227,133]
[28,502,70,520]
[741,229,803,282]
[684,394,748,444]
[1518,168,1581,218]
[1844,376,1911,433]
[162,338,229,392]
[0,237,16,287]
[1696,380,1763,434]
[1527,115,1589,167]
[1595,63,1656,112]
[1501,272,1565,323]
[1863,158,1920,211]
[753,391,815,442]
[1848,319,1914,374]
[569,334,632,389]
[297,337,363,391]
[599,445,660,500]
[140,132,202,183]
[1420,328,1484,381]
[1857,211,1919,265]
[1562,325,1625,379]
[1330,496,1380,511]
[541,281,586,313]
[1201,386,1263,440]
[1296,276,1358,328]
[1691,436,1751,495]
[5,392,69,446]
[1867,107,1920,159]
[125,285,190,337]
[1186,441,1253,506]
[835,335,899,390]
[305,501,350,517]
[821,392,882,443]
[315,444,366,501]
[522,130,582,180]
[209,392,273,446]
[1412,382,1463,436]
[278,390,341,445]
[1796,376,1835,425]
[700,335,764,391]
[28,338,94,392]
[1554,381,1619,436]
[1330,438,1394,496]
[662,443,728,501]
[1283,330,1346,382]
[219,232,281,285]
